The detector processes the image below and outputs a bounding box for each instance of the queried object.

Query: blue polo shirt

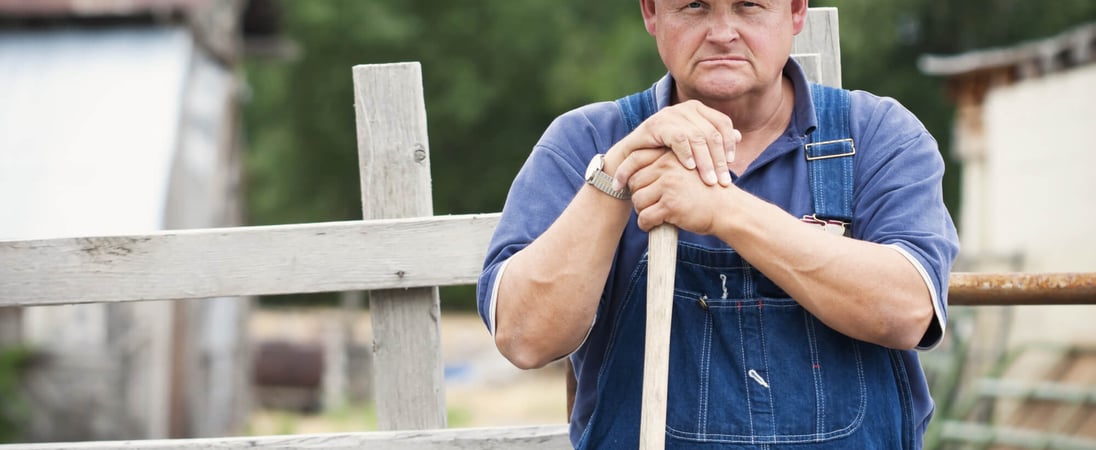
[478,60,959,447]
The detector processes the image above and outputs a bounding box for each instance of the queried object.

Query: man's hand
[608,100,742,190]
[627,149,734,235]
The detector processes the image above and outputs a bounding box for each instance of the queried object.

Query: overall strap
[616,85,659,132]
[806,83,856,225]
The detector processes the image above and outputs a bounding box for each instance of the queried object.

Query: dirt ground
[247,308,567,434]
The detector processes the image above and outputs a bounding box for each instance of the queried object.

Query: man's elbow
[494,328,556,370]
[880,301,935,350]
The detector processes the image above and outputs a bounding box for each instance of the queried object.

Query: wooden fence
[1,7,1094,449]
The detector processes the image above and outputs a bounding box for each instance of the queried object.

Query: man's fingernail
[685,157,696,169]
[719,172,732,185]
[612,179,622,191]
[705,170,717,184]
[727,150,736,162]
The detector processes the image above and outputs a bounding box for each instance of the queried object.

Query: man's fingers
[675,133,718,186]
[693,105,740,186]
[630,187,666,232]
[613,148,664,191]
[624,100,741,187]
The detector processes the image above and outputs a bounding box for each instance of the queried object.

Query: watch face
[585,154,603,182]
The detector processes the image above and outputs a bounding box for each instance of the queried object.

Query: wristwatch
[585,153,630,200]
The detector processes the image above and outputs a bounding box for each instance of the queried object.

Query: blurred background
[1,0,1095,447]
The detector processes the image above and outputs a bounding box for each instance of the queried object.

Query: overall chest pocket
[663,260,868,445]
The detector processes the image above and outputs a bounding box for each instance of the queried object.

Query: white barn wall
[981,63,1096,347]
[0,27,191,441]
[0,25,247,440]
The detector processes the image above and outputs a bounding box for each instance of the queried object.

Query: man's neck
[714,76,795,174]
[722,76,794,135]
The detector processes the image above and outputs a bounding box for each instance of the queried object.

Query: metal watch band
[588,170,630,200]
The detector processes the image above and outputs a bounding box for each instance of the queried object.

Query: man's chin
[697,82,753,101]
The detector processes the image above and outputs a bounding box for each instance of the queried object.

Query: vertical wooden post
[352,62,446,430]
[0,307,20,347]
[791,8,841,87]
[640,224,678,449]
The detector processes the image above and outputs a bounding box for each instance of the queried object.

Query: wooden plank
[6,222,1096,310]
[976,379,1096,404]
[938,421,1096,450]
[0,425,571,450]
[792,7,841,88]
[791,53,823,85]
[0,307,19,345]
[0,214,499,307]
[352,62,446,430]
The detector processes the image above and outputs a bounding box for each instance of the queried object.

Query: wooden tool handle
[640,223,678,450]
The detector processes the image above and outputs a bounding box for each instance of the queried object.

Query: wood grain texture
[352,62,447,431]
[792,7,841,88]
[640,224,678,450]
[0,425,571,450]
[0,215,499,307]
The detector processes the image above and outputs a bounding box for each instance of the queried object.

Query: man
[477,0,959,448]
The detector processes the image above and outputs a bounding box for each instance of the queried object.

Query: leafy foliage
[243,0,661,226]
[0,346,31,443]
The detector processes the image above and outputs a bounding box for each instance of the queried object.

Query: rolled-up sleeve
[849,93,960,350]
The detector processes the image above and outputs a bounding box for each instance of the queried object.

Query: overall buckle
[804,138,856,161]
[801,214,851,237]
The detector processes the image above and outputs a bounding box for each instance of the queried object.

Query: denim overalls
[574,85,917,449]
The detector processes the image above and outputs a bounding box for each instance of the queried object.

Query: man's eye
[686,2,703,8]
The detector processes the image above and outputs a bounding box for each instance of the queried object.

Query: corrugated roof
[920,22,1096,77]
[0,0,210,18]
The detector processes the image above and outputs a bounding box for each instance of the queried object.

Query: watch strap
[588,169,629,200]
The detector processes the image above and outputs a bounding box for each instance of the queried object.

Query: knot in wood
[413,145,427,163]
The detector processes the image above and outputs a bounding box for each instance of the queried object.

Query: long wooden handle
[640,224,679,449]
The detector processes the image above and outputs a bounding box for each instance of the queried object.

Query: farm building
[920,21,1096,446]
[0,0,281,441]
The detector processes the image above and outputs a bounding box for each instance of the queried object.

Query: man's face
[641,0,807,102]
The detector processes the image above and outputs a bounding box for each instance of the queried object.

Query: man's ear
[791,0,808,35]
[641,0,658,36]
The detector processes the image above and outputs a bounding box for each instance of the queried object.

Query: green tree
[244,0,662,227]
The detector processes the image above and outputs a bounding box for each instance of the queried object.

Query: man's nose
[706,11,741,42]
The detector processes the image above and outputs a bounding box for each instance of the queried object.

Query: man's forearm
[716,191,935,350]
[493,185,632,369]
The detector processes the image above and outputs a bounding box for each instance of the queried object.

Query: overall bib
[574,85,917,449]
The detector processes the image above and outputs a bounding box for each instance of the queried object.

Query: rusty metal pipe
[948,272,1096,306]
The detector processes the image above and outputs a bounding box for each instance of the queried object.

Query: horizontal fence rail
[0,425,571,450]
[937,422,1096,450]
[1,218,1094,307]
[948,272,1096,306]
[0,214,499,307]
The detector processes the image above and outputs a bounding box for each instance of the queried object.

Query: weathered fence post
[352,62,446,430]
